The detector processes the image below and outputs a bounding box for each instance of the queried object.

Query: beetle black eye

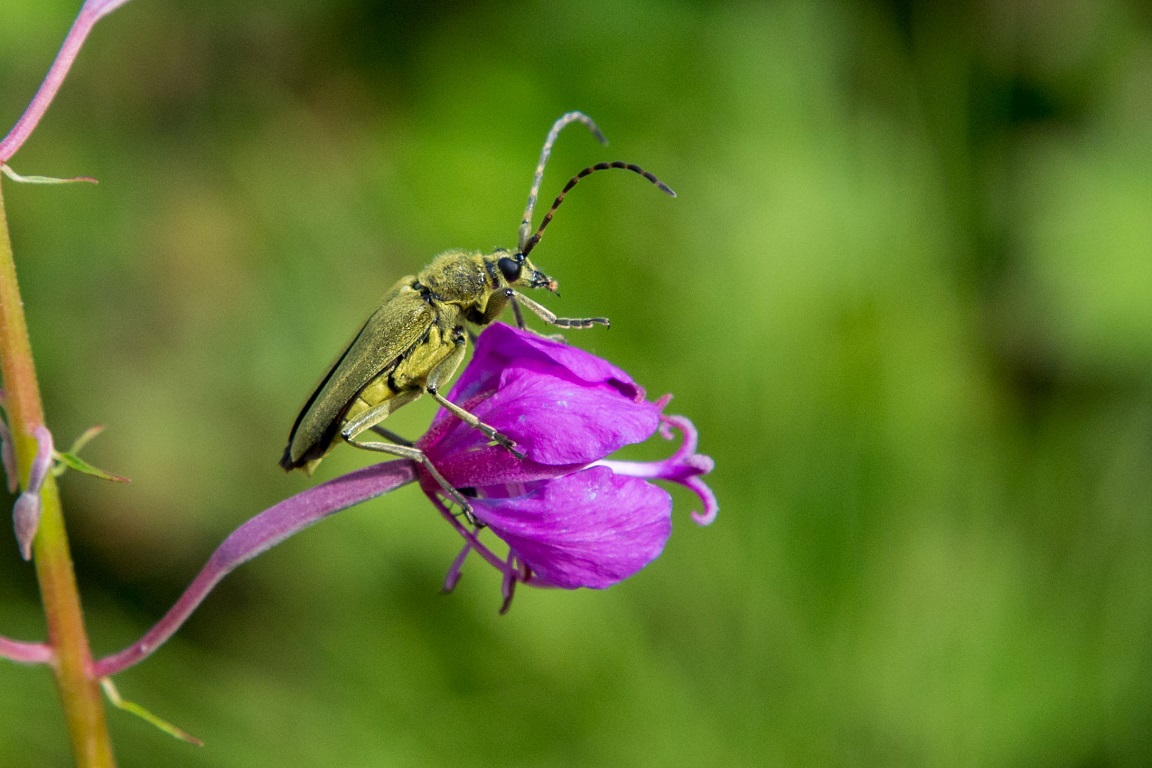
[497,256,522,282]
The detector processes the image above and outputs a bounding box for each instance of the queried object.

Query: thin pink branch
[0,635,53,665]
[92,459,417,677]
[0,0,135,164]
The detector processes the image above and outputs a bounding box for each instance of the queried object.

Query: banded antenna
[517,111,607,253]
[520,162,676,259]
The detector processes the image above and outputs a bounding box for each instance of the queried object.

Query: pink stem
[0,0,134,163]
[0,635,53,665]
[93,459,416,677]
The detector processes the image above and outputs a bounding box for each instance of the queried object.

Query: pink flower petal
[446,323,645,413]
[470,467,672,590]
[425,369,660,469]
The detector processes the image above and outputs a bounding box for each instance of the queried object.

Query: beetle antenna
[518,112,607,252]
[520,162,676,258]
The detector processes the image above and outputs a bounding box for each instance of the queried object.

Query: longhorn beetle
[280,112,675,514]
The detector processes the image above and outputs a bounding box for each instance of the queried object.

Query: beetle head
[496,250,558,294]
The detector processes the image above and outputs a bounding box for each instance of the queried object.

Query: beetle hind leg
[347,437,480,525]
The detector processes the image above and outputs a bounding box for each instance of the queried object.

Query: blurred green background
[1,0,1151,765]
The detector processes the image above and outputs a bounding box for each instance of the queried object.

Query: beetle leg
[506,289,609,329]
[346,438,479,525]
[509,296,528,329]
[426,327,526,459]
[368,424,414,447]
[426,386,526,460]
[341,389,421,444]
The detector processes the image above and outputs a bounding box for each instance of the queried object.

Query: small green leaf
[67,424,106,455]
[1,164,98,185]
[101,678,203,746]
[53,450,130,483]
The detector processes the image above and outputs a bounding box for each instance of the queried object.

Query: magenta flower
[414,323,717,611]
[78,322,715,676]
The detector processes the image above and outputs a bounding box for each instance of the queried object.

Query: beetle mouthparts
[530,270,559,294]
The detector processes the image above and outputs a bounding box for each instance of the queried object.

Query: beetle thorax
[417,250,498,307]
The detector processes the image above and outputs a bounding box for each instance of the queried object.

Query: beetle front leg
[506,289,609,329]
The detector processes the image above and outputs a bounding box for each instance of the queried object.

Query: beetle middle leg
[368,424,414,447]
[425,386,526,459]
[425,327,526,459]
[509,296,528,329]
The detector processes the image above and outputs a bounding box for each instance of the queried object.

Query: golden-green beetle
[280,112,674,507]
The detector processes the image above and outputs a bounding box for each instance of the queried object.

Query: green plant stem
[0,182,115,766]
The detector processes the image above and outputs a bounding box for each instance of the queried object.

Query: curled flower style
[414,323,717,611]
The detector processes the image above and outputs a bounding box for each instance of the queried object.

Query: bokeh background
[1,0,1151,765]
